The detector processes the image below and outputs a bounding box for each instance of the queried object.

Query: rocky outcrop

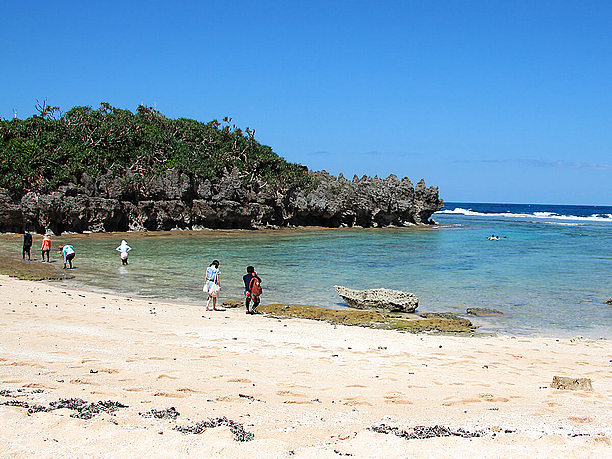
[334,285,419,313]
[0,169,443,234]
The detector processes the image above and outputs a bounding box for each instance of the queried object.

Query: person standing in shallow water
[22,230,32,261]
[243,266,262,314]
[116,240,131,265]
[204,260,223,311]
[41,234,51,262]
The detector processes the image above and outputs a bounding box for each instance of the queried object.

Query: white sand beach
[0,275,610,457]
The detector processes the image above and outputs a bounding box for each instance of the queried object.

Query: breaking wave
[436,207,612,223]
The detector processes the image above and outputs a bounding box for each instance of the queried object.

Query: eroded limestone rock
[551,376,593,391]
[334,285,418,313]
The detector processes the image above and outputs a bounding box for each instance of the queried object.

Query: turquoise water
[3,202,611,337]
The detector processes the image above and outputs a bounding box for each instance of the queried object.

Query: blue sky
[1,1,610,205]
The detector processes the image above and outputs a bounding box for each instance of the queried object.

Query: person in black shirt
[22,230,33,261]
[243,266,262,314]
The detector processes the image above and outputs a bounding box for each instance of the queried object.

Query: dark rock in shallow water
[466,308,504,317]
[334,285,419,313]
[0,169,443,233]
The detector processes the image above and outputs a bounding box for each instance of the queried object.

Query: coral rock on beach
[551,376,593,391]
[334,285,418,313]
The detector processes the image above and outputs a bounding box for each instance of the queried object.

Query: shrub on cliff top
[0,102,313,197]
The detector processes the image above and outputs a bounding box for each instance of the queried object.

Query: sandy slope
[0,275,610,458]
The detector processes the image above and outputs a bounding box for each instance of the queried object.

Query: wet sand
[0,275,610,457]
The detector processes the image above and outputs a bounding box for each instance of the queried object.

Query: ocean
[4,202,611,338]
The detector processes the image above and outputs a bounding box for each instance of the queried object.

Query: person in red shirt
[41,235,51,262]
[243,266,262,314]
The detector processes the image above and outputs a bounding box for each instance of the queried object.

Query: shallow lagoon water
[3,203,611,338]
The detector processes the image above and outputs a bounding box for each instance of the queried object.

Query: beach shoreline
[1,275,610,457]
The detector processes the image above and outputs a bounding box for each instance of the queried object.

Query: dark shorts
[66,253,75,261]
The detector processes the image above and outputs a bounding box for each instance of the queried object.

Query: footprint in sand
[277,383,310,389]
[568,416,594,423]
[292,370,311,375]
[22,383,56,390]
[277,390,307,398]
[227,378,252,383]
[90,390,118,396]
[479,393,509,402]
[442,398,482,406]
[153,392,185,398]
[97,368,119,374]
[69,379,100,386]
[156,374,179,380]
[384,392,413,404]
[342,397,372,406]
[10,362,41,367]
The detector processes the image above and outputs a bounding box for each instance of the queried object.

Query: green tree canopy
[0,103,312,196]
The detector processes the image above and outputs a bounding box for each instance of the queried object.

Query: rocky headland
[0,169,442,234]
[0,103,443,234]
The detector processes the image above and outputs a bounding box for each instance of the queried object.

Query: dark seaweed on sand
[140,407,180,420]
[369,424,483,440]
[0,396,128,419]
[174,416,254,442]
[0,400,30,408]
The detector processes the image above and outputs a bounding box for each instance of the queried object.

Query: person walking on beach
[204,260,223,311]
[41,234,51,262]
[116,240,132,265]
[58,244,75,269]
[22,230,32,261]
[243,266,262,314]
